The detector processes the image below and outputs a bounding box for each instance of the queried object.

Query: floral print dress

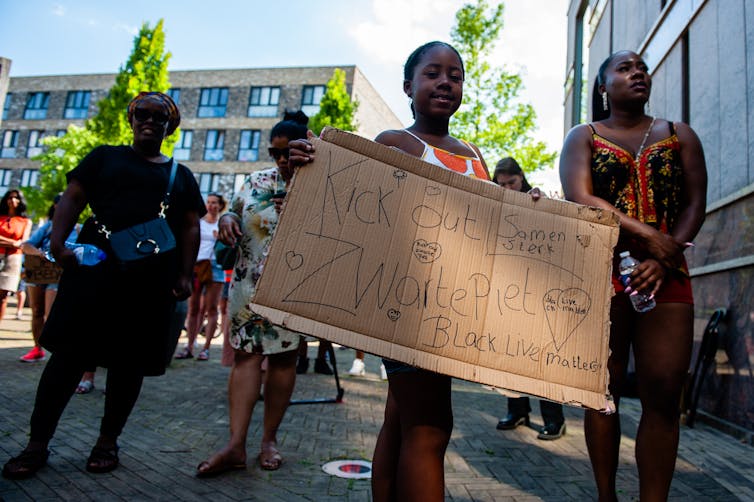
[227,167,300,354]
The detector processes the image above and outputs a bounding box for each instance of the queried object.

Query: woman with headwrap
[2,92,206,479]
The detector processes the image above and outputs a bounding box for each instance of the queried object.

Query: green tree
[27,20,173,219]
[308,68,359,136]
[450,0,556,175]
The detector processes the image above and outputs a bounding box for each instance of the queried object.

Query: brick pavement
[1,304,753,501]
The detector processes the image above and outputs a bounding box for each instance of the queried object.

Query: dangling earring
[602,92,608,111]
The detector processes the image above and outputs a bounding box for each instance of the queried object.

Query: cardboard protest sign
[251,128,619,411]
[23,254,63,285]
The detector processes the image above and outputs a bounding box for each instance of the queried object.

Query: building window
[2,93,11,120]
[63,90,91,119]
[248,86,280,117]
[20,169,39,188]
[173,129,193,161]
[198,172,220,197]
[24,92,50,120]
[1,130,18,158]
[167,88,181,105]
[233,174,247,196]
[238,130,261,161]
[0,169,11,194]
[198,87,228,118]
[301,85,325,117]
[204,130,225,161]
[26,130,45,158]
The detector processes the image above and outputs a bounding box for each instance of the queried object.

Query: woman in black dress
[3,92,206,479]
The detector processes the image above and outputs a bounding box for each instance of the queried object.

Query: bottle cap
[619,251,630,258]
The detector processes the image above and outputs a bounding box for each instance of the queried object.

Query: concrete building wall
[565,0,754,437]
[0,57,11,128]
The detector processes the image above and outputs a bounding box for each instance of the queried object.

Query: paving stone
[1,308,753,500]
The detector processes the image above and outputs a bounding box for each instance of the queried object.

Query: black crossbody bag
[95,160,178,262]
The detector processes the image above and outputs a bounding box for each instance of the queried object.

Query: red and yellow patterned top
[590,122,683,234]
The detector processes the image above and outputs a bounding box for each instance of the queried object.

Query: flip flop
[258,446,283,471]
[196,452,246,478]
[76,380,94,394]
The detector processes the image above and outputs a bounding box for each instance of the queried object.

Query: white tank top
[196,218,218,261]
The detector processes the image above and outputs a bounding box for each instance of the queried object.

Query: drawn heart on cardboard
[425,185,442,196]
[412,239,442,263]
[387,309,401,321]
[542,288,591,351]
[285,251,304,271]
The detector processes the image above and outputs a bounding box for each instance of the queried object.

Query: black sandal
[85,445,119,473]
[2,448,50,479]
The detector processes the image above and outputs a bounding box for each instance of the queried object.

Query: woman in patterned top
[195,111,308,477]
[560,50,708,501]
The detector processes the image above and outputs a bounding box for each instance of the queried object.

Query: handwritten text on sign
[253,132,617,405]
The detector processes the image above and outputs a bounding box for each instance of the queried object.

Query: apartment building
[564,0,754,439]
[0,65,402,198]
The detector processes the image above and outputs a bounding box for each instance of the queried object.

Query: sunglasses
[268,147,290,160]
[133,108,169,125]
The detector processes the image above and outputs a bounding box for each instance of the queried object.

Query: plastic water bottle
[618,251,656,312]
[64,241,107,266]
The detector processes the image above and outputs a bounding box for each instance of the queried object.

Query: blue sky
[0,0,567,190]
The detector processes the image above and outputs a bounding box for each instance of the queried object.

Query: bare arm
[49,180,89,268]
[671,122,708,243]
[173,208,201,301]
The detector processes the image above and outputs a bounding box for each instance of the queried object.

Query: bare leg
[634,303,693,501]
[181,285,203,356]
[201,283,223,352]
[0,290,9,325]
[15,288,26,318]
[196,351,264,474]
[372,370,452,502]
[27,285,45,347]
[585,297,632,502]
[372,386,400,501]
[259,349,297,469]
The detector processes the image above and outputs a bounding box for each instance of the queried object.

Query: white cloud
[52,3,65,16]
[115,22,138,36]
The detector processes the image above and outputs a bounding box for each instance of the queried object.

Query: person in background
[0,189,32,329]
[492,157,566,440]
[14,277,27,320]
[219,268,234,367]
[347,350,387,380]
[2,91,205,480]
[195,111,307,477]
[19,195,78,365]
[559,50,707,500]
[175,192,227,361]
[296,337,333,375]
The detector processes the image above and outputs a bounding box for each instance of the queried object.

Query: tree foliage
[27,20,173,219]
[308,68,359,136]
[450,0,556,175]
